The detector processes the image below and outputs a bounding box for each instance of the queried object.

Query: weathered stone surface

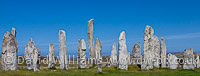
[87,19,95,67]
[59,30,68,70]
[110,42,117,65]
[118,31,128,70]
[33,48,40,72]
[132,43,142,65]
[160,37,167,68]
[195,54,200,68]
[24,38,36,70]
[183,48,194,70]
[78,39,86,69]
[142,25,155,70]
[153,36,159,68]
[1,28,18,71]
[168,53,178,69]
[95,38,102,73]
[48,43,56,69]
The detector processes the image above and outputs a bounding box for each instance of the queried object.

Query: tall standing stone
[160,37,167,68]
[24,38,36,70]
[87,19,95,67]
[195,54,200,68]
[48,43,56,69]
[132,42,142,65]
[168,53,178,69]
[142,25,154,70]
[78,39,86,69]
[118,31,128,70]
[153,36,160,68]
[110,42,117,65]
[1,28,18,71]
[59,30,68,70]
[33,48,40,72]
[183,48,194,70]
[95,38,102,73]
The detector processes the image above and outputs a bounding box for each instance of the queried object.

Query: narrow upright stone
[132,42,142,65]
[48,43,56,69]
[95,38,102,73]
[87,19,95,67]
[195,54,200,68]
[118,31,128,70]
[11,28,16,37]
[183,48,194,70]
[110,42,117,65]
[142,25,154,70]
[78,39,86,69]
[33,48,40,72]
[153,36,160,68]
[1,28,18,71]
[59,30,68,70]
[160,37,167,68]
[24,38,36,70]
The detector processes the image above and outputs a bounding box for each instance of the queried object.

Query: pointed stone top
[30,38,33,42]
[119,31,126,40]
[11,27,16,37]
[113,42,116,45]
[161,37,165,40]
[88,19,94,22]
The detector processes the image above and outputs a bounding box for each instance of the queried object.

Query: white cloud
[165,32,200,40]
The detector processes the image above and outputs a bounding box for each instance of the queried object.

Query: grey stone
[195,54,200,68]
[168,53,178,69]
[118,31,128,70]
[78,39,86,69]
[142,25,155,70]
[95,38,102,73]
[160,37,167,68]
[59,30,68,70]
[87,19,95,67]
[183,48,195,70]
[24,38,36,70]
[48,43,56,69]
[132,43,142,65]
[110,42,117,65]
[33,48,40,72]
[1,28,18,71]
[153,36,159,68]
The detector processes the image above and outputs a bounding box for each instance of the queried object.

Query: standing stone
[78,39,86,69]
[33,48,40,72]
[1,28,18,71]
[168,53,178,69]
[87,19,95,67]
[48,43,56,69]
[132,42,142,65]
[142,25,154,70]
[183,48,194,70]
[59,30,68,70]
[24,38,36,70]
[195,54,200,68]
[118,31,128,70]
[127,52,131,65]
[153,36,160,68]
[110,42,117,65]
[160,37,167,68]
[95,38,102,73]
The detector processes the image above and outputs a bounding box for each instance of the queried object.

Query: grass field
[1,65,200,76]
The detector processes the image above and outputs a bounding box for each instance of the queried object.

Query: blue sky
[0,0,200,56]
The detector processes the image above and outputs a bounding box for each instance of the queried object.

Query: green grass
[0,65,200,76]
